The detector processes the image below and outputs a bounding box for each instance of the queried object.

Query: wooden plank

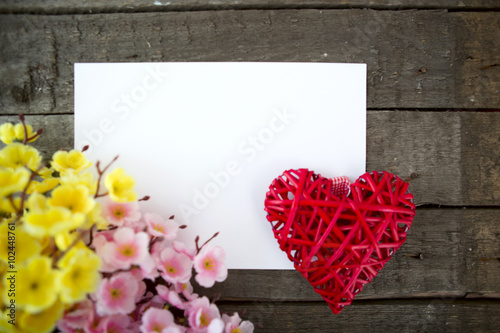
[461,113,500,205]
[1,111,499,205]
[464,209,500,296]
[199,208,500,301]
[217,300,500,333]
[367,111,462,206]
[0,11,499,114]
[0,0,498,14]
[453,12,500,109]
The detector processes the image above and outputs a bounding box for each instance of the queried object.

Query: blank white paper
[74,62,366,269]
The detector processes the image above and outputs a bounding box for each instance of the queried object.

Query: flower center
[232,328,242,333]
[199,312,210,327]
[110,288,122,299]
[113,206,125,218]
[165,263,177,275]
[118,244,135,257]
[152,323,165,332]
[72,268,81,280]
[204,257,215,270]
[30,282,39,290]
[153,223,165,233]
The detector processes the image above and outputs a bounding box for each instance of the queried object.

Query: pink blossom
[139,252,160,280]
[185,296,221,333]
[156,285,189,311]
[129,268,147,302]
[151,239,171,266]
[193,246,227,288]
[207,319,224,333]
[97,314,132,333]
[104,198,141,227]
[145,213,179,239]
[173,281,198,301]
[157,247,193,284]
[135,293,164,317]
[222,313,254,333]
[96,272,140,316]
[83,309,102,333]
[57,299,94,332]
[140,307,183,333]
[93,234,119,273]
[173,241,196,260]
[101,227,149,270]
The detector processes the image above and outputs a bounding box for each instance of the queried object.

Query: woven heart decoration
[264,169,415,314]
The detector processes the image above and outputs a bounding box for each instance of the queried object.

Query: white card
[74,62,366,269]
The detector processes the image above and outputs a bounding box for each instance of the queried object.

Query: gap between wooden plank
[0,1,499,15]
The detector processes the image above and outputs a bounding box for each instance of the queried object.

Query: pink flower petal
[96,272,139,316]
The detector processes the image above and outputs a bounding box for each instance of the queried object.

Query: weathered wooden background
[0,1,499,332]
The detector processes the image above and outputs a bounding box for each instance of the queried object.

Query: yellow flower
[0,143,41,172]
[0,197,21,214]
[60,170,97,195]
[5,256,59,313]
[54,231,79,251]
[26,192,47,212]
[89,202,109,230]
[48,184,95,215]
[26,177,59,195]
[0,123,38,145]
[0,309,23,333]
[38,166,54,179]
[104,168,137,202]
[0,222,41,264]
[23,206,85,238]
[0,123,15,145]
[58,247,101,304]
[51,150,91,174]
[18,300,63,333]
[0,168,30,197]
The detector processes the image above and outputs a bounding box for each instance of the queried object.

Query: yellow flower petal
[0,197,21,214]
[0,123,15,145]
[104,168,137,202]
[60,170,97,195]
[18,300,63,333]
[51,150,91,174]
[48,184,95,215]
[0,222,41,264]
[23,207,84,238]
[26,178,59,195]
[0,167,30,197]
[58,247,101,304]
[89,202,109,230]
[0,143,41,172]
[38,167,54,179]
[5,256,59,314]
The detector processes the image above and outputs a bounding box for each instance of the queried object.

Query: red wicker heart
[264,169,415,314]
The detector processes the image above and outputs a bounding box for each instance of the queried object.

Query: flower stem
[94,155,119,199]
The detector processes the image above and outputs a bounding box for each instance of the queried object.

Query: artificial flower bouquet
[0,115,254,333]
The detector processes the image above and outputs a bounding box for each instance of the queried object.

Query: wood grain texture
[199,208,500,301]
[2,111,499,206]
[217,300,500,333]
[0,10,499,115]
[1,115,498,301]
[0,0,499,14]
